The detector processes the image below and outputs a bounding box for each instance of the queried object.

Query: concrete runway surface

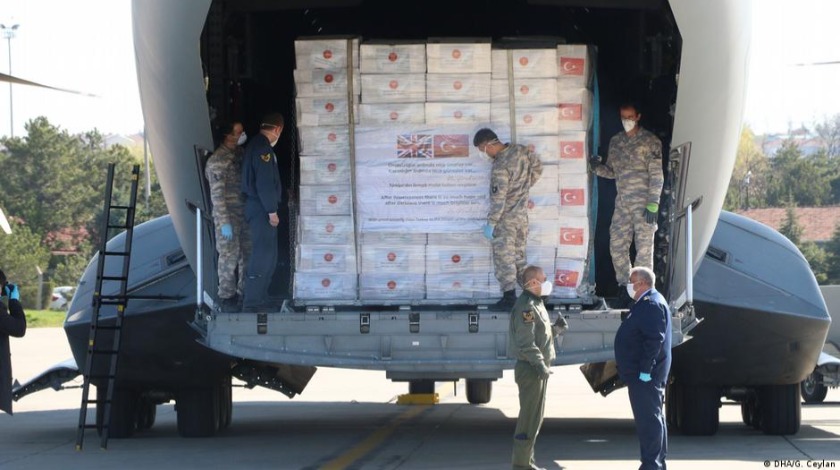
[1,328,839,469]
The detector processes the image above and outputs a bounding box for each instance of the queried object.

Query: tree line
[0,117,168,308]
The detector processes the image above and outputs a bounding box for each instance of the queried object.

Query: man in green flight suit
[508,265,557,470]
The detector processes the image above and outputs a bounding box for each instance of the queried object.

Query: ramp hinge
[360,313,371,334]
[468,312,479,333]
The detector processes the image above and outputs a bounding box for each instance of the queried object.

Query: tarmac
[1,328,839,469]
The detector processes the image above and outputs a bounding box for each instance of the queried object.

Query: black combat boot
[494,289,517,310]
[219,296,239,313]
[617,283,634,309]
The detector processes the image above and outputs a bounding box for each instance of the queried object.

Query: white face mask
[237,132,247,146]
[626,282,637,299]
[622,118,636,133]
[540,280,553,297]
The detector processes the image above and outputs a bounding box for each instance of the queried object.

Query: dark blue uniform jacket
[241,133,283,219]
[614,288,672,385]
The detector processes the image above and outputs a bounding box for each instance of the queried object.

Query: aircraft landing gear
[96,386,138,439]
[801,370,828,404]
[666,380,720,436]
[176,385,220,438]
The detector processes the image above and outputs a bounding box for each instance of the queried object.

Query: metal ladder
[75,163,140,450]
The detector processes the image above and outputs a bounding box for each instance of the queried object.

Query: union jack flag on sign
[396,134,433,158]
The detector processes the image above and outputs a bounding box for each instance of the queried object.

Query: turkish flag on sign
[561,189,585,207]
[560,141,584,159]
[559,228,584,246]
[559,104,582,121]
[560,57,584,76]
[555,269,580,288]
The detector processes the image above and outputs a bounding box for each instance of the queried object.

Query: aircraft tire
[409,380,435,395]
[800,371,828,404]
[759,384,801,435]
[678,384,719,436]
[218,376,232,430]
[96,386,138,439]
[136,397,156,431]
[740,401,752,426]
[466,379,493,405]
[176,386,220,438]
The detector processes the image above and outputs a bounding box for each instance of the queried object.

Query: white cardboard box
[559,172,589,217]
[427,232,490,247]
[530,163,559,194]
[557,44,595,89]
[557,88,593,131]
[426,245,492,274]
[425,274,477,300]
[557,216,590,259]
[491,105,559,136]
[425,102,490,124]
[526,246,557,272]
[558,131,589,173]
[295,37,360,70]
[299,215,354,245]
[360,43,426,74]
[360,103,426,124]
[552,257,585,298]
[294,69,361,97]
[528,220,560,246]
[491,78,558,107]
[361,244,426,274]
[522,136,559,164]
[360,273,425,300]
[361,74,426,104]
[298,126,351,157]
[426,74,491,103]
[299,185,352,216]
[427,39,492,74]
[294,273,357,300]
[360,232,428,245]
[299,156,351,185]
[296,244,357,274]
[296,98,359,126]
[491,49,559,79]
[527,192,560,220]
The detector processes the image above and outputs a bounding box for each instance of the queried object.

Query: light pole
[0,23,19,137]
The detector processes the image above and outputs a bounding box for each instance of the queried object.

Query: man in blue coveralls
[240,112,284,311]
[614,266,672,470]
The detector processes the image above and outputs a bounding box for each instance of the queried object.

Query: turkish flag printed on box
[294,273,357,300]
[360,43,426,74]
[360,273,426,300]
[299,185,352,216]
[361,244,426,274]
[556,44,595,88]
[558,131,589,173]
[556,216,590,259]
[296,244,356,273]
[556,88,593,131]
[559,172,589,217]
[299,126,351,157]
[552,257,585,298]
[299,215,354,245]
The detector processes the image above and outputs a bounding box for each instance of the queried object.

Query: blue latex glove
[5,283,19,301]
[482,223,495,240]
[220,223,233,241]
[639,372,652,382]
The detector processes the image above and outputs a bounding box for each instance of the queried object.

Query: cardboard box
[296,244,357,273]
[299,185,352,216]
[557,88,593,131]
[552,257,585,298]
[295,37,360,71]
[527,192,560,220]
[427,39,492,74]
[426,74,491,103]
[360,273,425,300]
[425,102,490,124]
[294,273,357,300]
[294,69,361,97]
[427,232,490,247]
[361,244,426,274]
[361,74,426,104]
[298,126,351,157]
[529,163,559,194]
[526,246,557,272]
[300,156,351,185]
[360,42,426,74]
[521,136,559,164]
[557,216,590,260]
[360,103,426,124]
[299,215,355,245]
[528,220,560,246]
[558,131,589,173]
[559,172,589,217]
[360,232,427,245]
[491,105,559,136]
[425,274,498,300]
[557,44,595,89]
[426,245,492,274]
[491,78,558,107]
[296,98,359,126]
[492,48,559,79]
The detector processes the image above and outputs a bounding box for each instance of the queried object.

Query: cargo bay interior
[199,0,682,302]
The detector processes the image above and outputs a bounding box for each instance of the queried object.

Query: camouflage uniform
[205,144,251,300]
[595,128,663,284]
[489,144,543,292]
[508,289,556,470]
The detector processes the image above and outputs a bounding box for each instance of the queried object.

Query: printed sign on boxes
[361,74,426,104]
[295,37,360,71]
[300,156,351,185]
[299,126,351,157]
[299,185,352,216]
[360,42,426,74]
[360,274,425,300]
[491,49,559,79]
[296,98,359,126]
[299,215,354,245]
[426,245,493,274]
[294,273,357,300]
[296,244,357,273]
[293,69,361,97]
[427,39,492,74]
[491,78,558,107]
[361,244,426,274]
[426,74,491,103]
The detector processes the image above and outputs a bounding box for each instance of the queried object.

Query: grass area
[25,309,67,328]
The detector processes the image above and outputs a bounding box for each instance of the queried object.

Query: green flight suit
[508,290,556,470]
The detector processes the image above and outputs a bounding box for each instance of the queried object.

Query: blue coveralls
[614,288,672,470]
[240,133,283,309]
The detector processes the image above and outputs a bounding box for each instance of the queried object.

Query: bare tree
[815,114,840,157]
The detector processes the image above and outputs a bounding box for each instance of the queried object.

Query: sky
[0,0,838,138]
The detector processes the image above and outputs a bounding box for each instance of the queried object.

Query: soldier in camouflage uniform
[474,128,543,309]
[205,121,251,312]
[508,265,557,470]
[593,103,664,306]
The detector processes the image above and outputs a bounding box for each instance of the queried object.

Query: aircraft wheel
[801,371,828,404]
[740,401,752,427]
[96,386,138,439]
[678,384,719,436]
[218,376,232,430]
[136,397,156,431]
[408,380,435,395]
[759,384,801,435]
[466,379,492,405]
[176,386,219,438]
